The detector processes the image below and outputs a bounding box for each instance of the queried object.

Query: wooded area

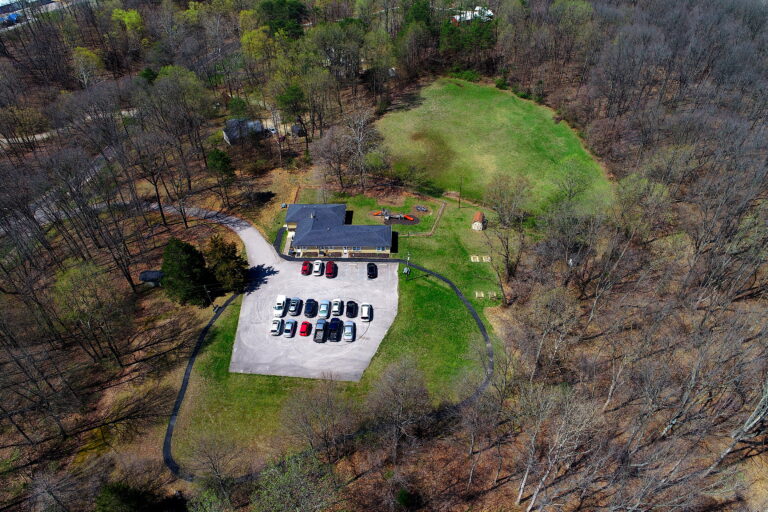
[1,0,768,510]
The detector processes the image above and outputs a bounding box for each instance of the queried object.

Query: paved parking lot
[229,259,399,381]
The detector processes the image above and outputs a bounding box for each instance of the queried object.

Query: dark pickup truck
[313,319,327,343]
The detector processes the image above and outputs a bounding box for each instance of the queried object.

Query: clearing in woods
[377,78,611,213]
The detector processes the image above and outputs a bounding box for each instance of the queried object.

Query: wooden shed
[472,211,485,231]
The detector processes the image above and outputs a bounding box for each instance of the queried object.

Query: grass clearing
[172,295,314,464]
[172,199,498,456]
[377,78,611,213]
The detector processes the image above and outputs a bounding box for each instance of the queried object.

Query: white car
[312,260,324,276]
[331,298,343,316]
[318,300,330,318]
[283,319,297,338]
[343,321,355,342]
[273,295,287,317]
[360,303,373,322]
[270,318,284,336]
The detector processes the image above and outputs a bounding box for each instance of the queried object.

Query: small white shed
[472,211,485,231]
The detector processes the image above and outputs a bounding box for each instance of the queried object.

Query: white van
[273,295,287,317]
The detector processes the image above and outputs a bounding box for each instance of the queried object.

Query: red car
[325,260,337,278]
[299,321,312,337]
[300,260,311,275]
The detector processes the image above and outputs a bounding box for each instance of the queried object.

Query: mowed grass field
[173,257,492,465]
[377,78,611,212]
[172,198,498,464]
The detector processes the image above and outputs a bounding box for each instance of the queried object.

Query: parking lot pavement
[229,260,399,381]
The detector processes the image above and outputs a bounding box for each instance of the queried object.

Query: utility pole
[203,284,213,308]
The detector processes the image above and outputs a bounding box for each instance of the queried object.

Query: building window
[376,247,387,252]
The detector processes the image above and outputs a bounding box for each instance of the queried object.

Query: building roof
[473,211,485,223]
[287,203,392,248]
[223,118,263,143]
[139,270,164,282]
[285,203,346,224]
[452,6,494,23]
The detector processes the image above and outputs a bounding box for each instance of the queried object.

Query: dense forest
[1,0,768,510]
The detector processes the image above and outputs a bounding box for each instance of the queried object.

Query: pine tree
[205,235,248,292]
[161,238,213,306]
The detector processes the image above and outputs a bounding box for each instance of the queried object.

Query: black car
[328,318,343,342]
[304,299,318,318]
[345,301,358,318]
[367,262,378,279]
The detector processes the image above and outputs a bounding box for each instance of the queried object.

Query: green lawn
[172,202,497,459]
[172,296,315,462]
[377,78,611,213]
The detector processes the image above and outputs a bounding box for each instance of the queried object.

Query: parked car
[314,319,327,342]
[312,260,324,276]
[273,295,287,317]
[270,318,284,336]
[305,299,318,318]
[300,261,311,275]
[367,262,378,279]
[331,298,344,316]
[299,321,312,337]
[325,260,337,278]
[328,318,343,342]
[283,319,297,338]
[318,300,331,318]
[288,297,302,316]
[360,303,373,322]
[343,321,356,342]
[345,301,358,318]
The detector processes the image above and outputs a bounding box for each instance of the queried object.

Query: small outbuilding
[472,211,485,231]
[223,118,265,145]
[139,270,164,287]
[451,6,494,25]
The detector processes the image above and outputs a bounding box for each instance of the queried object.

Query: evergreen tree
[205,235,248,292]
[95,483,153,512]
[161,238,214,306]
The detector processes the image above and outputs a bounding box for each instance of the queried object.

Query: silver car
[318,300,331,318]
[360,303,373,322]
[331,298,343,316]
[343,321,355,342]
[283,319,297,338]
[270,318,284,336]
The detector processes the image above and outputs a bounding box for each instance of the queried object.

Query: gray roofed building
[223,118,264,145]
[284,204,392,257]
[139,270,164,287]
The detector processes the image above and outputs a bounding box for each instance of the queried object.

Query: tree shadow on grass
[388,91,425,113]
[244,264,279,294]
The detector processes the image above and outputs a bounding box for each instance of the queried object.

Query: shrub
[448,68,480,82]
[138,67,158,84]
[495,77,509,89]
[375,98,391,116]
[227,97,248,117]
[94,483,153,512]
